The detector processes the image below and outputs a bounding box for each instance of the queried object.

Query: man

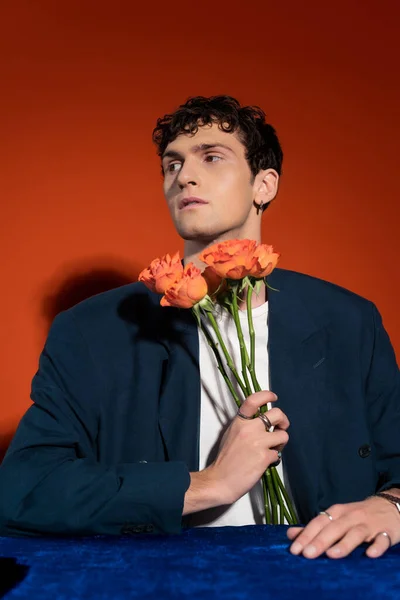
[0,95,399,560]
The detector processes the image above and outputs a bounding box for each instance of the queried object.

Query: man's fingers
[238,391,278,418]
[324,525,369,559]
[266,407,290,431]
[366,532,392,559]
[288,501,398,560]
[288,506,345,557]
[287,527,303,541]
[237,407,290,433]
[289,515,328,555]
[266,428,289,450]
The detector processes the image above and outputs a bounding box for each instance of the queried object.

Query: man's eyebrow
[161,143,235,161]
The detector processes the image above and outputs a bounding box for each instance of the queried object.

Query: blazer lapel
[267,269,331,523]
[158,307,201,473]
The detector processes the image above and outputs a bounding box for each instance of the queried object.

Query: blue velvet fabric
[1,526,399,599]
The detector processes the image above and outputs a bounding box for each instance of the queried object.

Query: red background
[1,1,399,454]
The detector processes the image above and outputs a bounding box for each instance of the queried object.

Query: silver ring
[258,412,273,432]
[271,450,282,467]
[236,408,254,420]
[319,510,333,521]
[375,531,392,546]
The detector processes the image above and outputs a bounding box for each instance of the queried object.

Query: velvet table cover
[1,525,399,599]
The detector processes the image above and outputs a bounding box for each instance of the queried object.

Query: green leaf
[266,281,280,293]
[238,276,251,294]
[218,292,234,311]
[198,294,215,313]
[226,279,240,290]
[254,279,263,295]
[191,304,202,327]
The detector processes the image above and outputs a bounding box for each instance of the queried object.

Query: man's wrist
[384,487,400,498]
[182,468,226,516]
[371,489,400,517]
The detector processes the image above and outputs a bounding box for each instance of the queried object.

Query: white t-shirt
[190,300,296,527]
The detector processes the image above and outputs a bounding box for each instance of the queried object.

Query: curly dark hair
[152,95,283,184]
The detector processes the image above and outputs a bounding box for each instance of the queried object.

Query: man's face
[161,122,259,242]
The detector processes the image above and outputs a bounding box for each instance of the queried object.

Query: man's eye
[167,162,181,173]
[205,155,221,163]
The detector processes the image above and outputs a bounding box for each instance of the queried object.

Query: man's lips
[179,196,208,210]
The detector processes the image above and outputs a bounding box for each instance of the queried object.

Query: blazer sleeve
[0,311,191,537]
[365,303,400,491]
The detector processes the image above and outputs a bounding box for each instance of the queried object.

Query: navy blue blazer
[0,268,399,537]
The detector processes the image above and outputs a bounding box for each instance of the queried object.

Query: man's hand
[183,390,290,515]
[287,492,400,559]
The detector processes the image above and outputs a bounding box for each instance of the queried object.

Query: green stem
[199,318,241,408]
[246,281,297,525]
[231,287,253,396]
[265,468,278,524]
[262,474,271,524]
[270,466,286,525]
[206,311,248,399]
[273,466,298,525]
[281,503,293,525]
[194,288,298,528]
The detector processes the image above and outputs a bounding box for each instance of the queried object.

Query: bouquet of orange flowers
[138,239,297,525]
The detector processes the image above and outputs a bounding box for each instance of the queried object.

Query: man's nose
[176,160,200,188]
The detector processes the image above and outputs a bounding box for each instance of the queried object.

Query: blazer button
[121,525,144,534]
[121,523,154,534]
[121,524,136,534]
[358,444,371,458]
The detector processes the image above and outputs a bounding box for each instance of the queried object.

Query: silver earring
[257,201,264,214]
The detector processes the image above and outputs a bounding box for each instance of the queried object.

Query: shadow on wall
[1,257,142,461]
[40,257,141,332]
[0,432,16,464]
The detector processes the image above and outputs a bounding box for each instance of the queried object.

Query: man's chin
[177,226,217,243]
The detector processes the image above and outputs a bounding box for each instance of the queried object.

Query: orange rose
[161,264,208,308]
[202,266,226,296]
[199,239,259,279]
[138,252,183,294]
[248,244,280,278]
[199,239,280,280]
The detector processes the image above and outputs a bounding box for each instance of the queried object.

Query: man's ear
[253,169,280,210]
